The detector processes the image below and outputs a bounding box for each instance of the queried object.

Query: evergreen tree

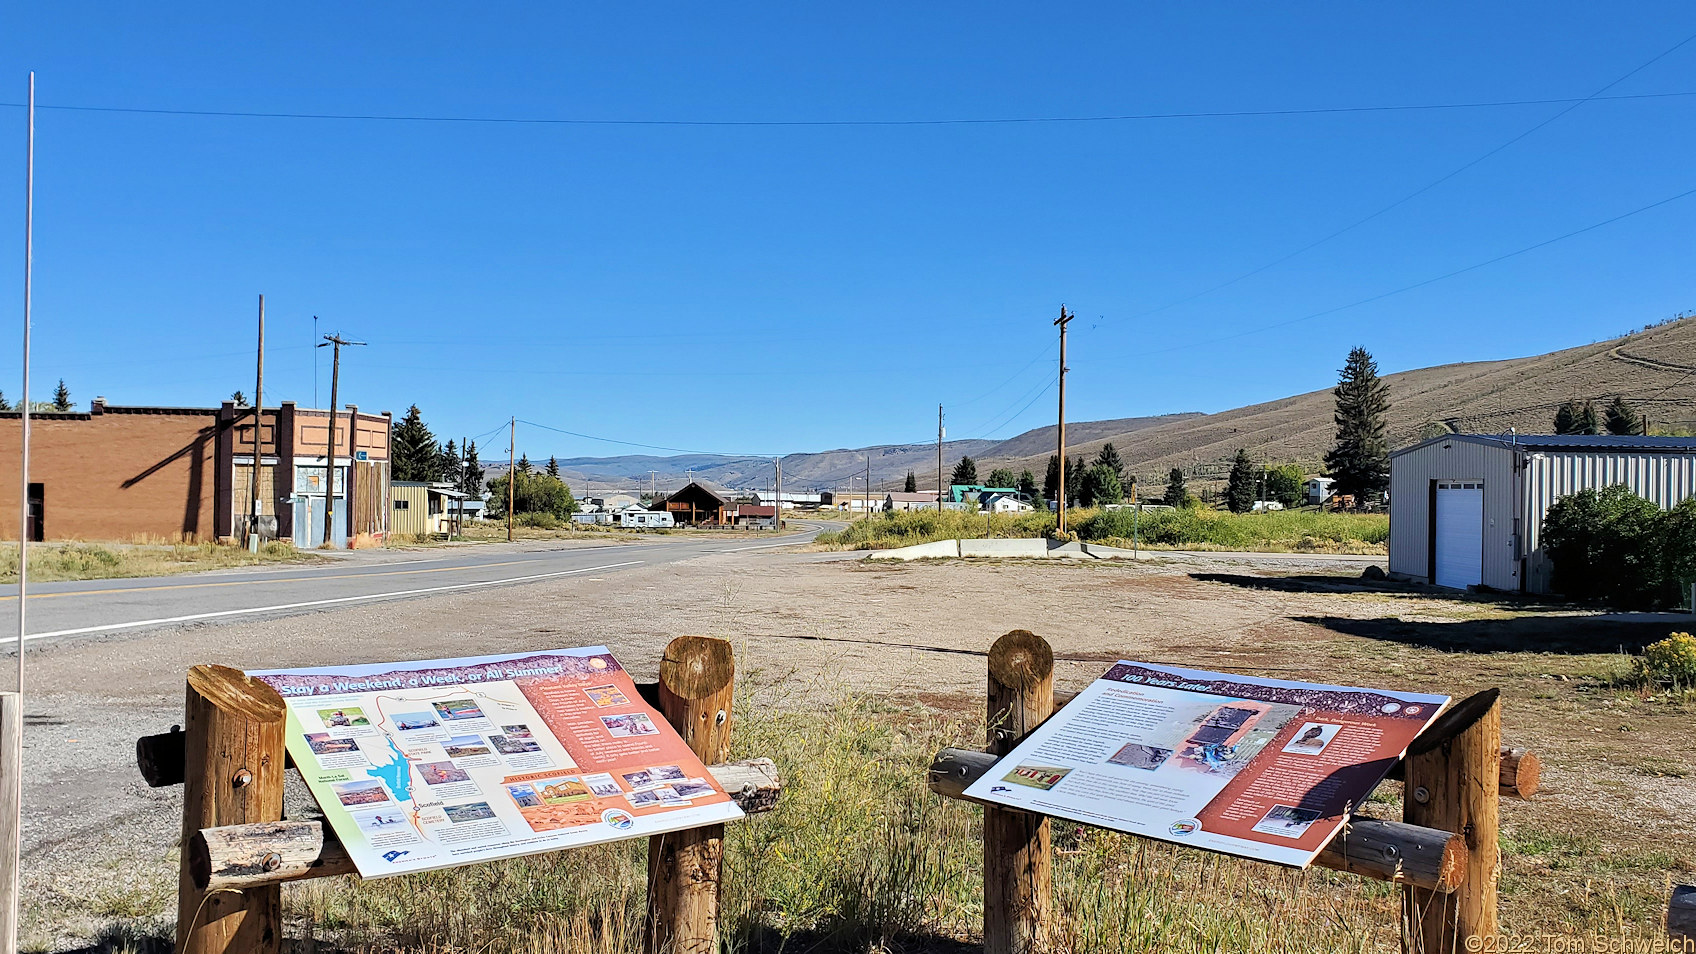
[0,391,11,411]
[903,471,917,493]
[1323,347,1392,505]
[1095,443,1125,478]
[392,405,443,482]
[1043,455,1062,501]
[1554,400,1581,435]
[1080,463,1122,507]
[1576,400,1600,435]
[951,456,978,486]
[460,441,485,496]
[52,379,71,412]
[517,454,532,474]
[1225,449,1257,513]
[1163,467,1189,508]
[1604,396,1642,436]
[1071,456,1088,505]
[986,467,1017,489]
[1016,470,1038,500]
[440,440,461,487]
[546,456,561,479]
[231,390,248,407]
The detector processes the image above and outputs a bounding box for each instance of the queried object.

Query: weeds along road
[0,523,831,651]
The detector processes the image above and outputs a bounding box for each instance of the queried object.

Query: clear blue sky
[1,4,1693,464]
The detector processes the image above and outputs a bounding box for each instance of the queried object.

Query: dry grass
[0,540,318,584]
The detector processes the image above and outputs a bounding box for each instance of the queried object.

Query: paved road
[0,524,830,652]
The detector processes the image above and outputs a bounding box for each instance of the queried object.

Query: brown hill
[984,317,1696,484]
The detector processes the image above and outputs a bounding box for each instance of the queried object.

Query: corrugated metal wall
[391,483,428,537]
[1388,439,1517,589]
[1521,450,1696,592]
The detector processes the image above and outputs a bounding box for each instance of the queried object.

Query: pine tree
[986,467,1016,489]
[1043,455,1062,501]
[392,405,443,482]
[1082,463,1122,507]
[903,471,917,493]
[1016,470,1038,500]
[1323,347,1391,505]
[52,379,71,412]
[1554,400,1582,435]
[1071,456,1087,505]
[1225,449,1257,513]
[1095,443,1124,478]
[0,391,11,411]
[440,440,461,487]
[546,456,561,479]
[1163,468,1189,507]
[1604,396,1641,436]
[461,441,485,496]
[951,456,978,486]
[1576,400,1600,435]
[518,454,532,474]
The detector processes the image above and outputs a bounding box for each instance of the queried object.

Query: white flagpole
[2,67,34,954]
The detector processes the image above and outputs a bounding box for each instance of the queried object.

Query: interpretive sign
[251,647,743,877]
[964,661,1449,866]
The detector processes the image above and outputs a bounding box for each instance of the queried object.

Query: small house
[884,491,940,512]
[1305,477,1334,506]
[655,481,732,527]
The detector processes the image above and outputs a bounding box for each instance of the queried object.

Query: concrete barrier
[865,539,961,561]
[960,538,1049,559]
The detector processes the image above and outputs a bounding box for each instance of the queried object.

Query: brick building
[0,398,391,546]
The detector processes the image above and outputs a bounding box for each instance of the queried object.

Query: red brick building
[0,398,391,546]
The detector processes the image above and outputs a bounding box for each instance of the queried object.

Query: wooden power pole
[937,404,944,511]
[317,333,364,549]
[247,295,265,552]
[507,417,516,543]
[1055,306,1074,533]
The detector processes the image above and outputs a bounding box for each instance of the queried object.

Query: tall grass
[814,506,1388,554]
[1075,507,1389,554]
[0,540,310,584]
[284,690,1396,953]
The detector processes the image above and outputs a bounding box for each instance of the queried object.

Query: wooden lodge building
[0,398,392,547]
[655,481,732,527]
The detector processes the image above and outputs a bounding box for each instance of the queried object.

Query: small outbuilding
[1388,433,1696,593]
[656,481,732,526]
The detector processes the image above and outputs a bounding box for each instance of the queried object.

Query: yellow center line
[0,559,544,602]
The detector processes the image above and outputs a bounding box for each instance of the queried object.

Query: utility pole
[864,457,871,517]
[649,470,658,500]
[317,333,365,548]
[507,417,516,543]
[1055,305,1074,533]
[247,294,265,552]
[937,404,944,511]
[774,457,783,530]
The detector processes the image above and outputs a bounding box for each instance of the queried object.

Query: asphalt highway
[0,524,828,652]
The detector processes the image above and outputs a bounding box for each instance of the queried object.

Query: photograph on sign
[962,661,1449,867]
[251,647,743,877]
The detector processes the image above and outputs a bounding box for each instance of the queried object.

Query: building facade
[1388,434,1696,593]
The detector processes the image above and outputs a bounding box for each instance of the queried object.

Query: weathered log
[138,725,293,788]
[191,758,784,891]
[984,631,1054,954]
[1669,883,1696,943]
[927,747,1466,894]
[645,636,735,954]
[177,665,288,954]
[1403,688,1501,951]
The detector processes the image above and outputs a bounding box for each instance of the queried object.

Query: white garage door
[1434,481,1484,589]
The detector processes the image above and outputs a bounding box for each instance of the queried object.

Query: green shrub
[1542,486,1696,608]
[1635,632,1696,687]
[1072,507,1387,552]
[814,508,1054,550]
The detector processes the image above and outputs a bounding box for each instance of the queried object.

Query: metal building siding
[1521,449,1696,591]
[1388,439,1517,589]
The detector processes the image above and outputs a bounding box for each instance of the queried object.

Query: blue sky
[1,4,1693,463]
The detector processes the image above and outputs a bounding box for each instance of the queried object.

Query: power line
[1138,180,1696,357]
[516,418,781,459]
[3,90,1696,128]
[1128,28,1696,320]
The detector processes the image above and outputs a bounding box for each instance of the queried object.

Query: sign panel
[963,661,1448,866]
[251,647,743,877]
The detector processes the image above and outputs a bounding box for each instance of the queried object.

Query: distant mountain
[531,317,1696,493]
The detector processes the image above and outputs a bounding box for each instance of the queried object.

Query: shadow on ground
[1294,614,1672,654]
[1189,571,1563,608]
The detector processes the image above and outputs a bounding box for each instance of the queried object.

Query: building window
[395,500,409,510]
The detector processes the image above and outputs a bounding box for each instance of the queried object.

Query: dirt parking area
[17,547,1695,949]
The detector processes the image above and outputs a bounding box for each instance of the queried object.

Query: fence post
[1402,689,1501,954]
[645,636,735,954]
[176,665,287,954]
[1,692,22,954]
[983,630,1055,954]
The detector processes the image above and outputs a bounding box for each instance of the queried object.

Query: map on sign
[964,661,1449,866]
[251,647,742,877]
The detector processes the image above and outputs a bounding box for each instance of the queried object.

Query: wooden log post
[984,630,1055,954]
[645,636,735,954]
[1,692,22,954]
[176,666,288,954]
[1402,689,1501,954]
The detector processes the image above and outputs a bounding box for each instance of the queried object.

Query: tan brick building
[0,398,391,546]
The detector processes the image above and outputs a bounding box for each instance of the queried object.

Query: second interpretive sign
[964,661,1449,866]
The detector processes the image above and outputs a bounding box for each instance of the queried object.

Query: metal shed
[1388,434,1696,593]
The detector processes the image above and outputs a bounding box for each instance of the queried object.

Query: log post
[176,666,287,954]
[644,636,734,954]
[1402,689,1501,954]
[984,630,1055,954]
[1,692,22,954]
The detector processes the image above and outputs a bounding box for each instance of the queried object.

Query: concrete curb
[865,538,1142,561]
